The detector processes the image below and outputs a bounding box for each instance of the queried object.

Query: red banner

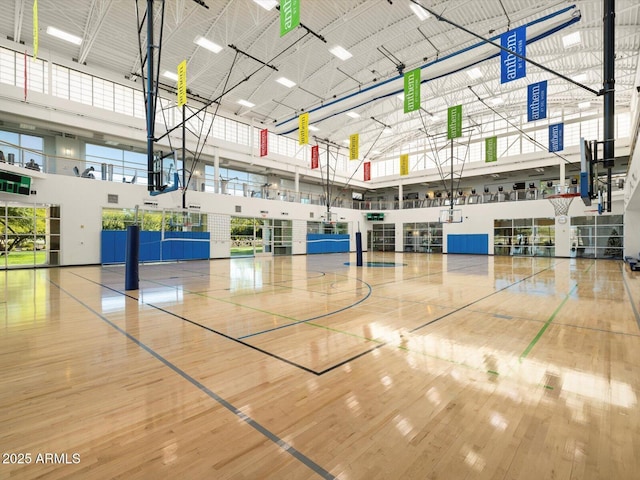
[364,162,371,181]
[259,128,268,157]
[311,145,319,169]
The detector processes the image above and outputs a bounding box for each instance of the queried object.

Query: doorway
[230,217,272,257]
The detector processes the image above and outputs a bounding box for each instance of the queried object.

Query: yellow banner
[33,0,38,61]
[299,112,309,145]
[400,154,409,175]
[177,60,187,107]
[349,133,359,160]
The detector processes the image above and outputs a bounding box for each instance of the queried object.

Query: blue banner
[549,123,564,152]
[500,26,526,84]
[527,80,547,122]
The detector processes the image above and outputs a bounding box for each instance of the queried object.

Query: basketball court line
[408,262,562,334]
[98,265,373,340]
[178,263,329,284]
[237,280,372,339]
[48,278,336,480]
[71,269,376,375]
[70,257,604,380]
[519,283,578,361]
[106,264,337,299]
[365,256,492,288]
[69,271,320,375]
[465,307,640,337]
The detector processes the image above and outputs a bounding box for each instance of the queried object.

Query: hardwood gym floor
[1,253,639,479]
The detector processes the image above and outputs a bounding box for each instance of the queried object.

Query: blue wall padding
[447,234,489,254]
[102,230,210,263]
[307,234,350,254]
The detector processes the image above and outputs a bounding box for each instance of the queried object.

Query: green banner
[485,136,497,163]
[447,105,462,139]
[403,68,420,113]
[280,0,300,37]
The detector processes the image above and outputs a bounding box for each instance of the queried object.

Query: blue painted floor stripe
[50,279,336,480]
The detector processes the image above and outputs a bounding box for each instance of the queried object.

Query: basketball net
[547,193,579,217]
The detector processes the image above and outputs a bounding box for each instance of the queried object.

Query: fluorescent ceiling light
[19,123,36,130]
[372,150,382,155]
[410,4,430,21]
[343,140,350,145]
[162,70,178,81]
[346,111,360,119]
[330,45,352,61]
[430,115,440,122]
[194,36,223,53]
[46,26,82,45]
[466,67,483,80]
[562,31,582,48]
[490,97,504,106]
[237,99,255,108]
[308,125,320,132]
[396,93,404,101]
[571,73,588,83]
[578,101,591,109]
[384,126,392,132]
[276,77,296,88]
[105,140,120,146]
[252,0,278,10]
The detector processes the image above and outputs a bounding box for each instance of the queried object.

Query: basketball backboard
[439,209,463,223]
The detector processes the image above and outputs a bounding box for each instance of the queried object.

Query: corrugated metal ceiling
[0,0,638,156]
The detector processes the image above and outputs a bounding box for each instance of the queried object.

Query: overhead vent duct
[275,5,581,135]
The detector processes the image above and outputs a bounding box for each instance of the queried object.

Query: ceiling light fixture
[46,26,82,45]
[194,36,223,53]
[252,0,278,10]
[396,93,404,101]
[237,99,255,108]
[329,45,352,61]
[276,77,296,88]
[162,70,178,81]
[490,97,504,106]
[346,111,360,119]
[578,101,591,109]
[308,125,320,132]
[571,73,588,83]
[562,31,582,48]
[410,3,430,21]
[466,67,483,80]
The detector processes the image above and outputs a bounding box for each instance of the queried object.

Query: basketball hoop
[547,193,580,217]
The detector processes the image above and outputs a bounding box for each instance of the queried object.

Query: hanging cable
[467,85,575,167]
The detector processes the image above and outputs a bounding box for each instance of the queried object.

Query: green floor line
[306,321,384,343]
[396,342,553,393]
[135,274,302,323]
[519,283,578,361]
